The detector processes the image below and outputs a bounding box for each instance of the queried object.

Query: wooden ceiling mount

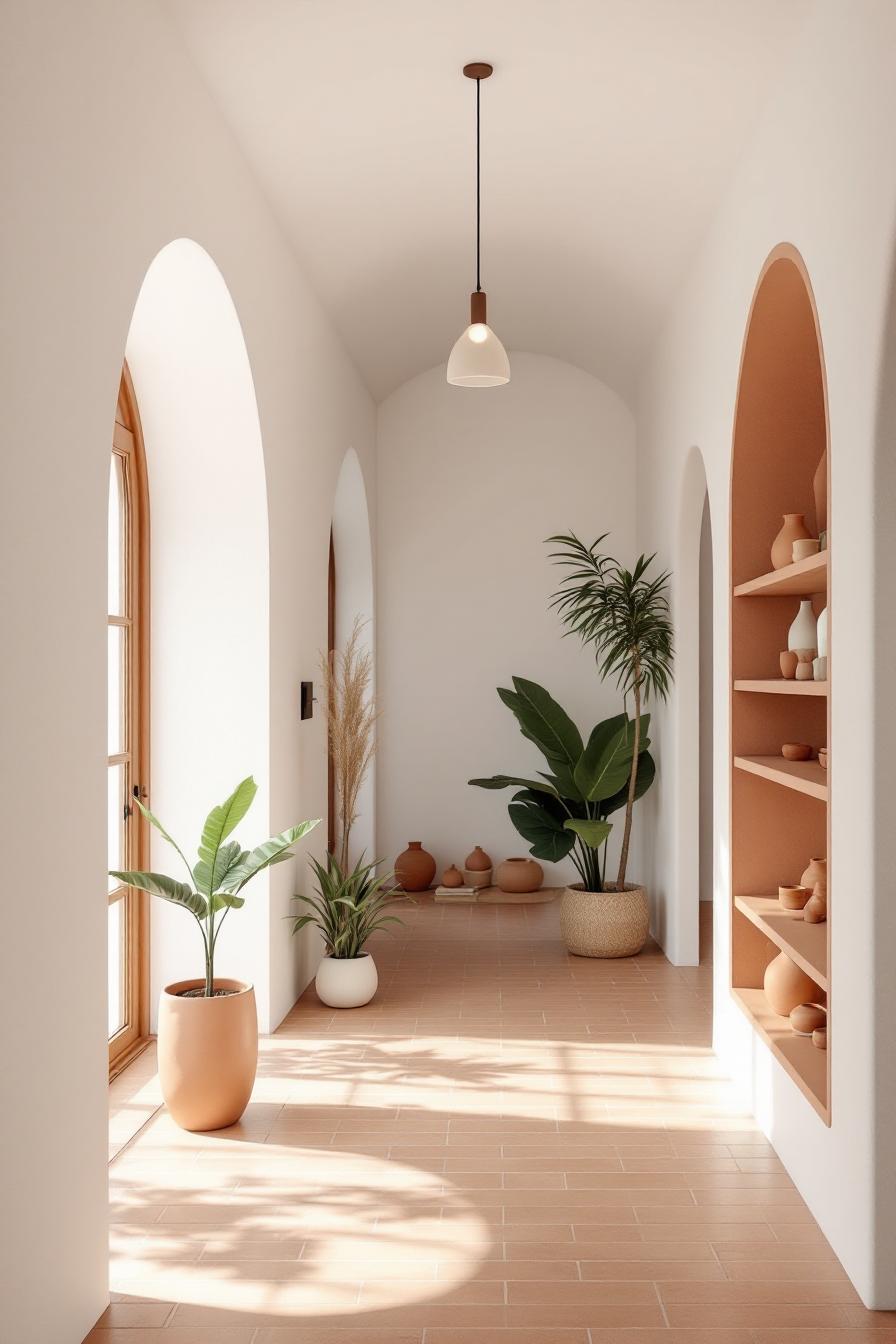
[463,62,493,80]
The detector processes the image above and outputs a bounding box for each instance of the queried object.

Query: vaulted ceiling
[163,0,810,402]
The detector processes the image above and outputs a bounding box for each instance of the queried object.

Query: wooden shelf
[733,551,827,597]
[734,678,827,696]
[733,895,828,989]
[733,755,827,801]
[731,987,828,1121]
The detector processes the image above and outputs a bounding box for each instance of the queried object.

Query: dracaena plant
[469,678,654,893]
[290,853,403,958]
[110,776,319,997]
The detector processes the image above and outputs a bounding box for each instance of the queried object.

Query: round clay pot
[804,886,827,923]
[441,864,464,888]
[763,952,817,1017]
[789,1003,826,1036]
[464,866,492,889]
[395,841,436,892]
[772,513,812,570]
[800,857,827,896]
[495,857,543,894]
[795,661,814,682]
[812,1027,827,1050]
[781,743,812,761]
[779,650,798,679]
[315,953,378,1008]
[158,979,257,1132]
[465,846,492,871]
[560,883,649,958]
[818,748,828,771]
[778,884,811,910]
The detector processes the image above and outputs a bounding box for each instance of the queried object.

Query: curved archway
[330,446,375,864]
[124,239,272,1026]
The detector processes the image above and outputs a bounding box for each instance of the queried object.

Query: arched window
[108,365,150,1074]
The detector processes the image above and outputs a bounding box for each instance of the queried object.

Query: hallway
[92,899,880,1341]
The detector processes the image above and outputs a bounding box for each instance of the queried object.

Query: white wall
[376,353,636,887]
[635,0,896,1305]
[0,3,375,1340]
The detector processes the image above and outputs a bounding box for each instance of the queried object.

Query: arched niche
[730,243,830,1122]
[124,239,272,1028]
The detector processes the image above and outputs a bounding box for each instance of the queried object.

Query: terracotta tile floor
[89,898,895,1342]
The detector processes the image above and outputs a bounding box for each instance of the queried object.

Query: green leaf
[221,818,320,894]
[563,818,613,850]
[196,777,258,894]
[573,715,631,801]
[498,678,583,767]
[508,797,576,862]
[133,798,194,881]
[600,749,656,817]
[468,774,558,796]
[109,870,207,918]
[195,839,244,897]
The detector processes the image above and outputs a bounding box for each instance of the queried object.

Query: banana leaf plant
[469,678,654,893]
[110,775,319,996]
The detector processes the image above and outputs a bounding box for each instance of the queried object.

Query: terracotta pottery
[395,841,436,892]
[315,953,378,1008]
[781,743,812,762]
[787,599,817,654]
[792,537,820,562]
[813,448,828,534]
[763,952,817,1017]
[804,886,827,923]
[812,1027,827,1050]
[560,883,649,958]
[778,884,811,911]
[800,857,827,896]
[818,748,828,771]
[779,650,798,679]
[772,513,812,570]
[158,978,257,1132]
[441,864,464,888]
[795,661,814,681]
[496,857,543,894]
[465,846,492,871]
[790,1002,827,1036]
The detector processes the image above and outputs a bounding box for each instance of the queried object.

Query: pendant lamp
[447,62,510,387]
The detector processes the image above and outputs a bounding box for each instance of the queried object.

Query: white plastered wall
[635,0,896,1306]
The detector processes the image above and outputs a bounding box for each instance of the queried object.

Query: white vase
[787,599,817,655]
[816,606,828,658]
[315,953,378,1008]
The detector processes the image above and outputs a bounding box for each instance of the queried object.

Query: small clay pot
[800,857,827,896]
[465,846,492,871]
[763,951,818,1017]
[441,864,464,888]
[464,866,492,889]
[795,661,814,682]
[395,842,436,892]
[781,743,812,762]
[792,537,820,562]
[812,1027,827,1050]
[771,513,812,570]
[495,857,543,894]
[804,886,827,923]
[789,1003,826,1036]
[818,748,828,771]
[778,884,811,911]
[779,650,798,679]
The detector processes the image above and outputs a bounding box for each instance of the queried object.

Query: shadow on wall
[124,238,272,1028]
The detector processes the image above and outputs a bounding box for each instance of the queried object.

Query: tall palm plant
[547,533,674,890]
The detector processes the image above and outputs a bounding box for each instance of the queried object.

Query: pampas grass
[321,616,378,873]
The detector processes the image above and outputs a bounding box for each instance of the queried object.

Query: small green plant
[470,678,654,892]
[290,853,403,958]
[111,776,318,996]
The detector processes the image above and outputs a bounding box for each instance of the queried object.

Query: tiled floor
[89,898,895,1342]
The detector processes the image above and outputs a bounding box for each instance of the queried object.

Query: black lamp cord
[475,76,481,294]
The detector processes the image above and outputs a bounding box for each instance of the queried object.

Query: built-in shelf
[731,987,828,1120]
[733,895,828,988]
[734,678,827,696]
[733,755,827,801]
[733,551,827,598]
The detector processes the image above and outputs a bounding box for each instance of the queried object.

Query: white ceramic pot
[315,953,378,1008]
[816,605,828,657]
[787,599,817,655]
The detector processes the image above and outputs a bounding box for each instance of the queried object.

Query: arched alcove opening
[730,244,830,1121]
[330,447,375,865]
[123,239,272,1027]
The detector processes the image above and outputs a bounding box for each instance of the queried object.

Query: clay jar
[800,857,827,896]
[464,846,492,889]
[441,864,464,888]
[778,884,811,911]
[804,886,827,923]
[771,513,812,570]
[790,1002,827,1036]
[395,841,436,892]
[495,857,543,894]
[779,650,798,679]
[781,743,811,761]
[764,952,818,1017]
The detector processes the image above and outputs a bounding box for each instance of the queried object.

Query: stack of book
[433,885,478,903]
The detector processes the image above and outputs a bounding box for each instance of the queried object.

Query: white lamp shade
[447,323,510,387]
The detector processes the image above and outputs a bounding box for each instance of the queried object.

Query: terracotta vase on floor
[158,979,258,1132]
[771,513,812,570]
[763,952,817,1017]
[495,857,543,893]
[395,841,436,892]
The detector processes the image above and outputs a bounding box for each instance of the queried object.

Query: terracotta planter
[158,978,257,1132]
[560,883,649,958]
[496,857,543,893]
[315,953,378,1008]
[763,953,817,1017]
[395,841,435,892]
[772,513,812,570]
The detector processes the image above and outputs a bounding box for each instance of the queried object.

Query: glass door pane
[108,899,126,1037]
[108,454,124,616]
[108,625,125,756]
[108,764,124,892]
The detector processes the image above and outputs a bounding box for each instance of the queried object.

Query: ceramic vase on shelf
[804,885,827,924]
[495,857,543,894]
[771,513,812,570]
[779,650,798,679]
[764,952,818,1017]
[395,841,436,892]
[813,448,828,535]
[787,600,817,657]
[815,605,828,681]
[464,845,492,889]
[800,856,827,897]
